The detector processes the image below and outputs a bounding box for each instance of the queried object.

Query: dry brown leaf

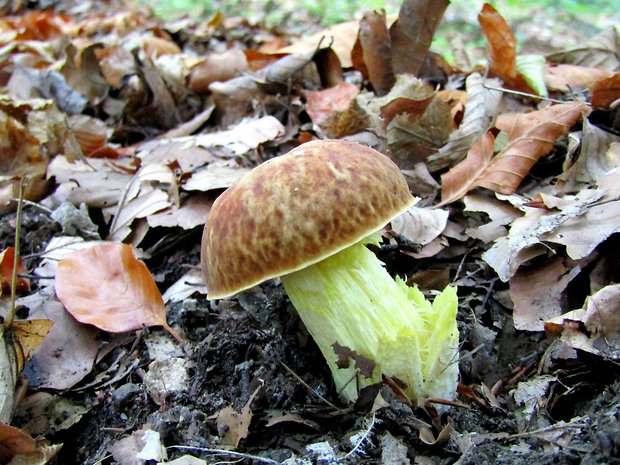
[546,284,620,360]
[55,242,182,342]
[427,73,503,172]
[546,26,620,72]
[18,292,101,390]
[305,82,360,126]
[387,95,453,168]
[389,0,449,76]
[559,117,620,187]
[188,49,249,94]
[0,421,62,463]
[510,255,595,331]
[544,64,614,92]
[441,102,590,205]
[0,247,30,297]
[590,72,620,108]
[480,102,590,194]
[216,383,261,448]
[353,10,394,96]
[439,131,496,206]
[478,3,535,93]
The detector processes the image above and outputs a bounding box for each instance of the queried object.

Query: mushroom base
[280,235,459,405]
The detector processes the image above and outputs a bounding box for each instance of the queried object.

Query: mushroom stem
[280,235,459,405]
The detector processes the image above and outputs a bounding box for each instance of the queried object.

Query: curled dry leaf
[0,247,30,297]
[0,422,61,463]
[546,26,620,72]
[590,72,620,108]
[305,82,359,126]
[55,242,182,343]
[477,3,535,94]
[389,0,449,76]
[544,64,614,93]
[440,101,590,205]
[427,73,502,172]
[353,10,394,96]
[546,284,620,361]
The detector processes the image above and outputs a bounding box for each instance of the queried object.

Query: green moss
[281,235,459,405]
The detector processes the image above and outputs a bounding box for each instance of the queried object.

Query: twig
[482,82,572,104]
[167,445,280,465]
[279,361,343,412]
[6,179,26,328]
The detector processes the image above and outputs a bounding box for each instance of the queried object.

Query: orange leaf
[590,73,620,108]
[439,102,590,205]
[481,102,590,193]
[478,3,534,93]
[0,422,60,462]
[0,247,30,298]
[354,10,395,96]
[305,82,360,126]
[55,243,182,343]
[439,131,496,206]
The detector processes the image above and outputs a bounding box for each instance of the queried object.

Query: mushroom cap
[201,139,415,299]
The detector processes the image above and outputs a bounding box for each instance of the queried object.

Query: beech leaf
[440,102,590,205]
[427,73,502,172]
[478,3,535,93]
[546,26,620,72]
[389,0,449,76]
[55,243,182,343]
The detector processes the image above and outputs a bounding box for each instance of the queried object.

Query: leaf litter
[0,0,619,464]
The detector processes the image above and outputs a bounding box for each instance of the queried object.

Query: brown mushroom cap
[201,139,415,299]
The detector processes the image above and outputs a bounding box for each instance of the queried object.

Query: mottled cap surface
[201,139,415,298]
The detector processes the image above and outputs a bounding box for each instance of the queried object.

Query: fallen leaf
[353,10,394,96]
[544,64,614,92]
[510,255,595,331]
[387,95,453,168]
[305,82,359,126]
[389,0,449,76]
[0,247,30,297]
[440,102,590,204]
[515,54,548,97]
[543,199,620,260]
[590,72,620,108]
[15,392,89,436]
[188,49,249,93]
[478,3,535,93]
[390,206,448,246]
[546,284,620,361]
[216,383,262,448]
[147,193,214,230]
[560,117,620,186]
[427,73,503,172]
[163,269,209,303]
[463,192,522,243]
[18,292,100,390]
[55,242,182,342]
[0,422,61,463]
[547,26,620,72]
[136,430,167,461]
[439,131,496,206]
[182,163,252,192]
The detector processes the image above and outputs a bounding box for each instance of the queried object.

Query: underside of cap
[201,139,416,299]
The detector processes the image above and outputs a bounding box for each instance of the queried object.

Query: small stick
[6,179,26,328]
[167,445,280,465]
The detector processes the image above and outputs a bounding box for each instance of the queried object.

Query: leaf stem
[6,179,25,329]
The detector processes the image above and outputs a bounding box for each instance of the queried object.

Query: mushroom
[201,139,459,404]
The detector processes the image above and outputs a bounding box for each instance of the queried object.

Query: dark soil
[5,208,620,465]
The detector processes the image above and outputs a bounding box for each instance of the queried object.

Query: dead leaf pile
[1,0,620,463]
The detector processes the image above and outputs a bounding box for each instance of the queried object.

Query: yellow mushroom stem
[280,234,459,405]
